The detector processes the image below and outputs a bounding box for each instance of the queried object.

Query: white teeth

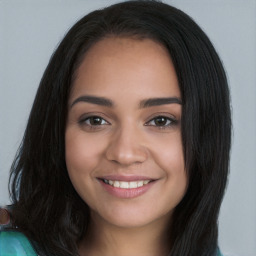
[120,181,129,189]
[103,179,151,188]
[113,181,120,188]
[137,181,143,187]
[129,181,137,188]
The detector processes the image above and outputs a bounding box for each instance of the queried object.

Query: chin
[92,204,172,229]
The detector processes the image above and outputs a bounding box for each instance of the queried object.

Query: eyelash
[145,116,177,129]
[79,116,110,130]
[79,115,177,131]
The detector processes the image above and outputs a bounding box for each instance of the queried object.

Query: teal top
[0,230,224,256]
[217,248,224,256]
[0,231,37,256]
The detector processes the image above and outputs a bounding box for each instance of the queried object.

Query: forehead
[69,37,180,103]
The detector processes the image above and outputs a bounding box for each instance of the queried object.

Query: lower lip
[99,180,155,199]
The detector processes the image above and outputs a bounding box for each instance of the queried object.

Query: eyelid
[78,113,111,126]
[145,113,177,122]
[86,117,108,125]
[144,113,178,128]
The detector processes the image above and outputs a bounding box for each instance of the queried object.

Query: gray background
[0,1,255,256]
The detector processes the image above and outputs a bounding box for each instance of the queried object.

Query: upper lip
[97,175,157,182]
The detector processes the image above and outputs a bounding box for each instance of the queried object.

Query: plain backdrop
[0,1,255,256]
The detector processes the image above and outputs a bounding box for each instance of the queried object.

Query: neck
[79,212,172,256]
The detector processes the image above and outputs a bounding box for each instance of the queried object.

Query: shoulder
[0,230,37,256]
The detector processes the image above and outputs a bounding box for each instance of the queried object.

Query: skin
[0,208,10,225]
[65,37,187,256]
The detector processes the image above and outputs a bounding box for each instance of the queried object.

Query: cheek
[151,132,185,172]
[65,130,106,206]
[65,130,104,171]
[65,130,108,200]
[150,132,187,196]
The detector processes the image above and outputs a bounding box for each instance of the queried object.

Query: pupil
[155,117,167,126]
[91,117,102,125]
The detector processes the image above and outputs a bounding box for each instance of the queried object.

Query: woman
[0,1,231,255]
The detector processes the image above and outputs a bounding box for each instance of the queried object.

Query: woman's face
[65,37,187,229]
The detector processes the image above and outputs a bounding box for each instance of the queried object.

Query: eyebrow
[70,95,182,109]
[139,97,182,108]
[70,95,114,108]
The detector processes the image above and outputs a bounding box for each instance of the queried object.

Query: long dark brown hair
[9,1,231,255]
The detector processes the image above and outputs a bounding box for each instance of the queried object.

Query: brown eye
[146,116,176,128]
[83,116,108,126]
[154,116,169,126]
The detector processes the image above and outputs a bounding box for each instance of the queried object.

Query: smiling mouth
[101,179,152,189]
[98,177,156,198]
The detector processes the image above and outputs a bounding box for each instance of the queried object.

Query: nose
[105,125,148,166]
